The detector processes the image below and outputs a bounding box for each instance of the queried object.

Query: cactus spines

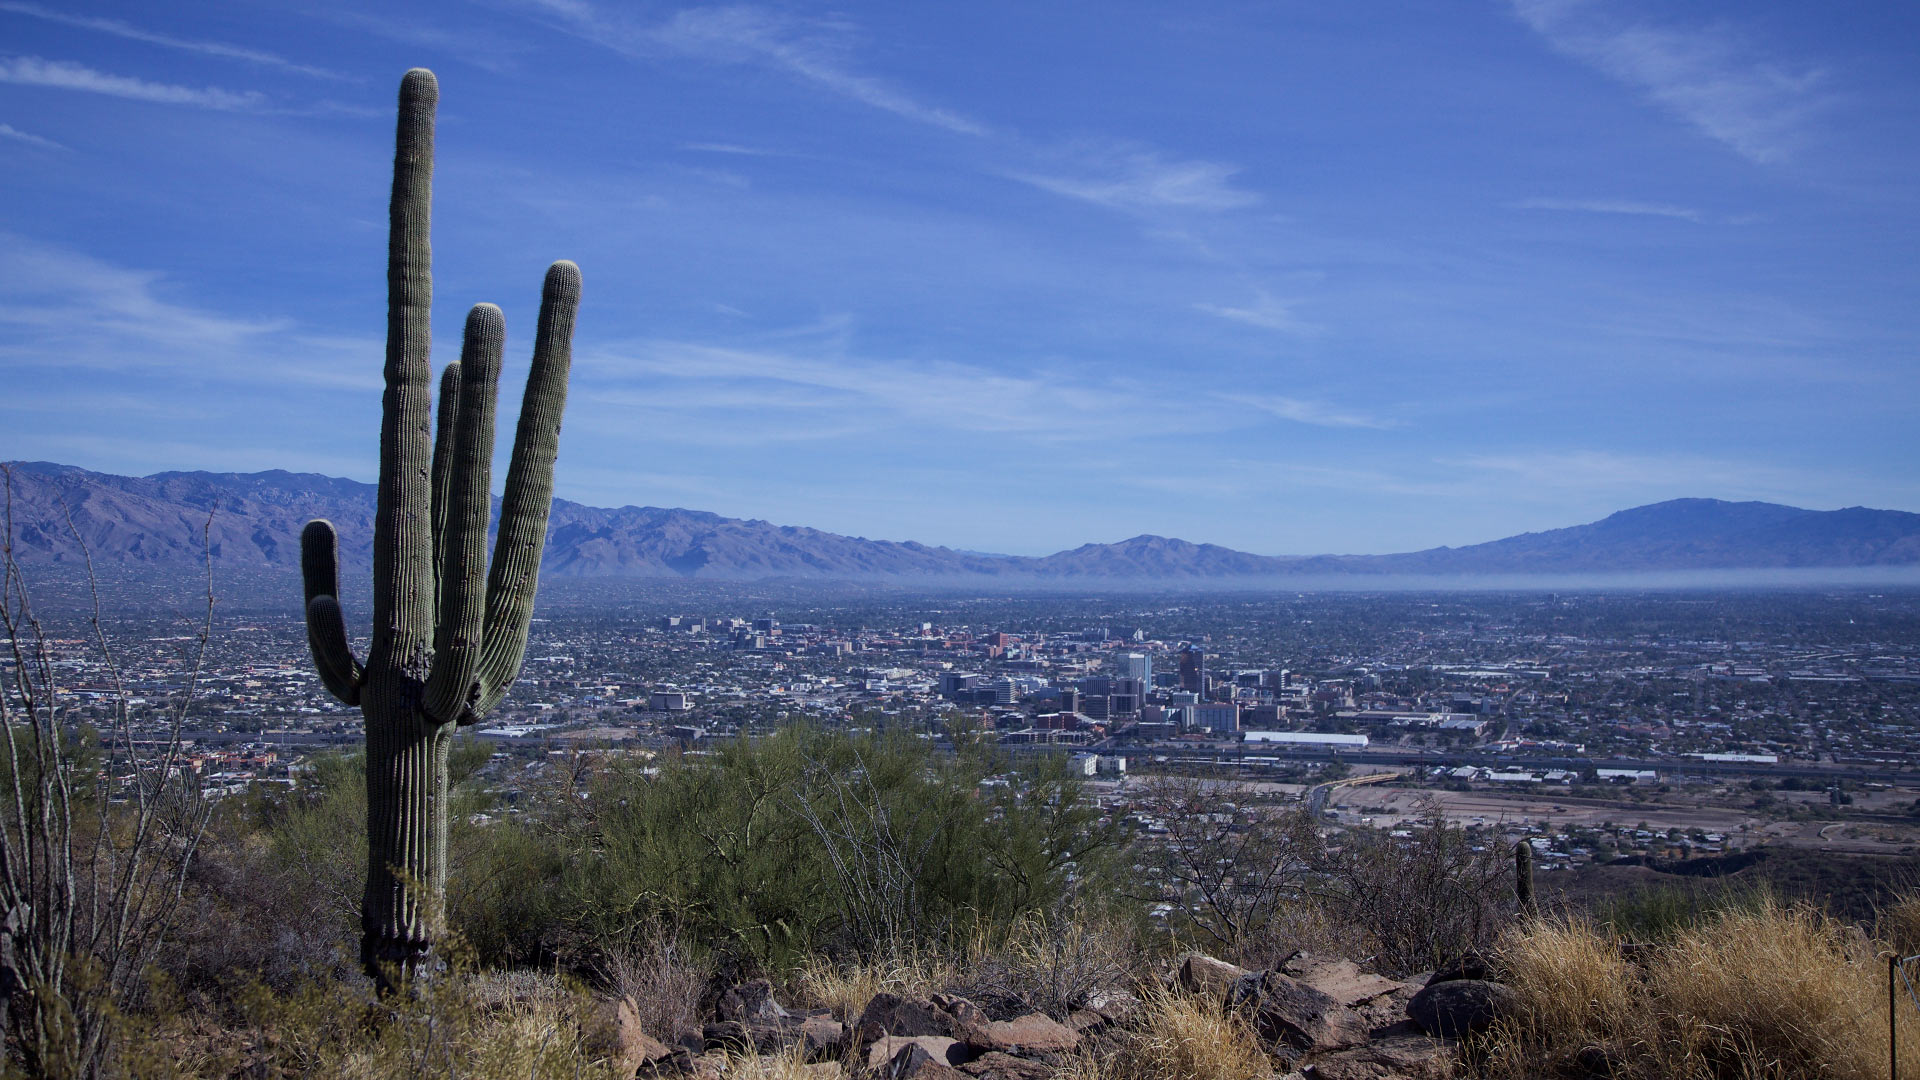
[1515,840,1537,917]
[298,68,579,983]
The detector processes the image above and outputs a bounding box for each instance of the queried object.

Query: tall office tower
[1178,647,1206,694]
[1124,652,1152,685]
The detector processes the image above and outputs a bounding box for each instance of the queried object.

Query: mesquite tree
[300,68,579,980]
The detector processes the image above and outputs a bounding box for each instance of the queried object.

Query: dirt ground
[1328,782,1920,857]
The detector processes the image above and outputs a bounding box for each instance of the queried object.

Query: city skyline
[2,2,1916,557]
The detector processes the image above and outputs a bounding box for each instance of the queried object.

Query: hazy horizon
[3,2,1916,557]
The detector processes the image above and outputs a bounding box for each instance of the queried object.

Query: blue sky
[1,1,1915,556]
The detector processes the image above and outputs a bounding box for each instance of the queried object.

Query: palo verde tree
[299,68,580,981]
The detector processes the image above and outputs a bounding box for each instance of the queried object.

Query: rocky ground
[590,950,1514,1080]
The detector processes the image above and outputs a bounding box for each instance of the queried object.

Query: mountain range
[5,461,1919,582]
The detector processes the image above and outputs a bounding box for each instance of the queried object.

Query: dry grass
[723,1043,834,1080]
[599,928,709,1043]
[1880,891,1920,960]
[1088,985,1270,1080]
[949,907,1143,1019]
[1485,898,1920,1080]
[138,970,627,1079]
[792,949,958,1023]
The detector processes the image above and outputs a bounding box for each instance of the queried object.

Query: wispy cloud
[655,6,989,136]
[0,57,267,111]
[575,332,1247,444]
[1449,448,1838,500]
[0,236,377,390]
[1193,290,1311,333]
[1008,142,1259,213]
[1510,0,1828,164]
[520,1,987,137]
[0,2,341,80]
[0,121,61,149]
[1217,392,1391,430]
[1515,196,1704,222]
[682,141,778,156]
[512,2,1266,228]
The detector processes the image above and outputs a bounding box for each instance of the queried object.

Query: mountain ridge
[4,462,1918,580]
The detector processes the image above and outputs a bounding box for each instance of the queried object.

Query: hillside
[4,462,1919,580]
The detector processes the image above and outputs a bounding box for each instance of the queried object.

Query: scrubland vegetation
[0,719,1913,1079]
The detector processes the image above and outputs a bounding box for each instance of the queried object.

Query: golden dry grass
[792,950,958,1023]
[1486,898,1920,1080]
[1089,985,1270,1080]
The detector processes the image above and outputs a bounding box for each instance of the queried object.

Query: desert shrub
[1127,776,1320,962]
[1593,878,1768,942]
[948,904,1145,1020]
[558,727,1117,970]
[1321,809,1512,976]
[597,921,710,1044]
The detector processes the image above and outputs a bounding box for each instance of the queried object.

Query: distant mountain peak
[4,462,1918,580]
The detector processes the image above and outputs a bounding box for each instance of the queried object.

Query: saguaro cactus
[1514,840,1537,917]
[300,68,580,980]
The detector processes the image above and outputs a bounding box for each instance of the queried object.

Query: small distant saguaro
[299,67,580,985]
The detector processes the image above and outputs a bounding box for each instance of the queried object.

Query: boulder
[1406,979,1515,1038]
[1301,1033,1456,1080]
[716,979,792,1025]
[974,1014,1080,1054]
[866,1035,969,1070]
[581,996,675,1072]
[1082,986,1142,1028]
[957,1052,1054,1080]
[1423,953,1494,986]
[1351,982,1427,1031]
[1228,970,1369,1053]
[1174,953,1248,999]
[857,994,968,1040]
[800,1014,847,1058]
[1280,955,1404,1008]
[879,1043,970,1080]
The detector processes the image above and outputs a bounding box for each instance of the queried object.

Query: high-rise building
[1178,647,1206,694]
[1124,652,1152,685]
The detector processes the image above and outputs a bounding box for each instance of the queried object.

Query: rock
[800,1014,847,1058]
[1175,953,1249,999]
[717,979,792,1025]
[878,1043,970,1080]
[1302,1033,1456,1080]
[857,994,969,1040]
[1082,986,1141,1028]
[581,995,675,1071]
[1228,970,1369,1053]
[1423,953,1493,986]
[973,1013,1080,1053]
[1406,979,1515,1038]
[1283,956,1404,1008]
[865,1035,968,1070]
[1351,982,1426,1031]
[957,1052,1054,1080]
[639,1048,728,1080]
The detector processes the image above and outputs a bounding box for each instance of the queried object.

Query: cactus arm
[429,361,461,591]
[367,66,438,685]
[300,519,362,705]
[470,261,579,717]
[422,305,504,724]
